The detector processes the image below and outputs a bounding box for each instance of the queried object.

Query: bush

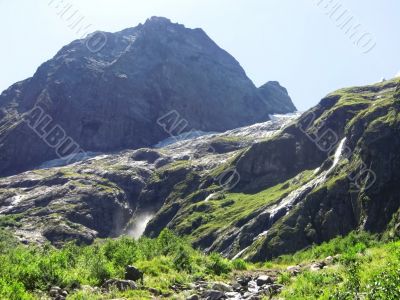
[232,259,247,270]
[0,278,32,300]
[277,231,375,264]
[0,228,213,297]
[206,253,232,275]
[366,265,400,300]
[173,245,193,272]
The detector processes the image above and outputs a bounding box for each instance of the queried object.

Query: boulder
[256,275,273,286]
[236,276,252,286]
[247,280,259,293]
[49,286,68,300]
[211,282,233,292]
[262,284,284,296]
[124,265,144,283]
[324,256,334,265]
[286,265,301,275]
[310,261,326,271]
[231,282,242,292]
[102,279,137,291]
[49,287,61,297]
[201,290,226,300]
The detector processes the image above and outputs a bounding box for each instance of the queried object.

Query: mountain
[1,78,399,262]
[143,79,400,261]
[0,113,298,246]
[0,17,296,177]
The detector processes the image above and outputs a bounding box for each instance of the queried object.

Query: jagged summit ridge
[0,17,296,176]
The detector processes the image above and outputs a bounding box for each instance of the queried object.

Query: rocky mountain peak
[144,16,174,26]
[0,17,296,176]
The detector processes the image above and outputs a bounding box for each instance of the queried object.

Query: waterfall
[128,213,154,239]
[233,138,347,259]
[0,195,23,214]
[268,137,347,224]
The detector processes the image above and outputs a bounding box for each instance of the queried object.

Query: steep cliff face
[258,81,297,114]
[0,17,295,177]
[0,114,296,246]
[1,18,398,261]
[145,79,400,261]
[1,80,399,261]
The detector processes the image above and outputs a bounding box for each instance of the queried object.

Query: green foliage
[231,258,248,270]
[0,278,33,300]
[0,214,22,228]
[277,231,375,264]
[365,265,400,300]
[277,271,291,285]
[279,235,400,300]
[281,271,342,299]
[206,253,232,275]
[174,170,314,242]
[173,245,193,272]
[0,229,241,298]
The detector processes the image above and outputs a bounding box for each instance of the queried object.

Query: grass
[0,226,399,299]
[0,214,23,228]
[172,170,314,242]
[0,229,247,299]
[275,232,400,300]
[275,231,376,265]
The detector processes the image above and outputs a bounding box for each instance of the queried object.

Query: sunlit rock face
[0,16,295,177]
[0,113,298,246]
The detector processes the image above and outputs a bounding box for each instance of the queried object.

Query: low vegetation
[0,229,241,299]
[0,227,399,299]
[275,232,400,300]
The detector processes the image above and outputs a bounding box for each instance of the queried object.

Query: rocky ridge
[0,17,296,177]
[0,114,298,246]
[1,79,400,262]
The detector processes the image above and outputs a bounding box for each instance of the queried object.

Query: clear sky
[1,0,399,110]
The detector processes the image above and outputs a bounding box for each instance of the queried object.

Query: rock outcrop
[0,114,296,245]
[1,39,399,262]
[0,16,295,176]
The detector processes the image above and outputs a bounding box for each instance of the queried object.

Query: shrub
[206,253,232,275]
[232,259,247,270]
[366,265,400,300]
[173,245,193,272]
[0,278,32,300]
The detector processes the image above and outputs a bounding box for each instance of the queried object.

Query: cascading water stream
[233,138,347,259]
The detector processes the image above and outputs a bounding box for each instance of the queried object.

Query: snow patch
[154,130,213,148]
[37,151,102,169]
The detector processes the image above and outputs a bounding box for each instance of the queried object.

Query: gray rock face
[1,73,398,265]
[125,265,144,283]
[102,279,137,291]
[258,81,296,114]
[0,114,296,246]
[0,16,295,176]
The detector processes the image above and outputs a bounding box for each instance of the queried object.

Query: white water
[0,195,23,214]
[128,213,154,239]
[327,138,347,176]
[232,246,251,260]
[268,137,347,222]
[233,138,347,259]
[204,193,216,202]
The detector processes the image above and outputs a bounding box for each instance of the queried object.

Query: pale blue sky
[0,0,399,110]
